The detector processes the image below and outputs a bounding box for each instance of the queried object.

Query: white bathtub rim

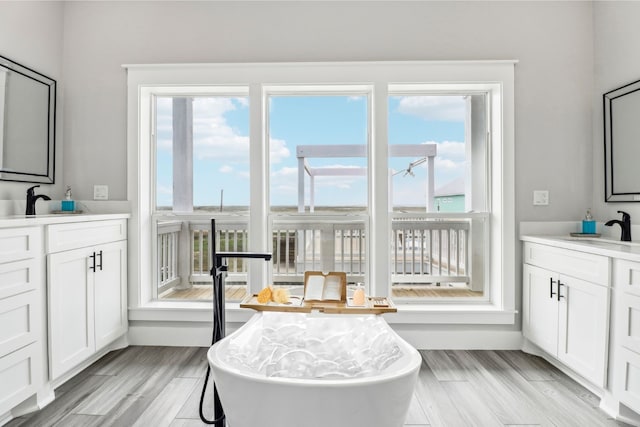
[208,312,422,387]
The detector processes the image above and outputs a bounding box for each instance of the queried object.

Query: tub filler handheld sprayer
[199,219,271,426]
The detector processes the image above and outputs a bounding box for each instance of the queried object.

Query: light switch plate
[533,190,549,206]
[93,185,109,200]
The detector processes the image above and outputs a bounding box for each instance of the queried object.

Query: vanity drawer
[0,227,41,264]
[523,242,609,284]
[613,259,640,296]
[47,219,127,253]
[617,291,640,354]
[0,259,41,300]
[615,346,640,414]
[0,342,39,415]
[0,291,39,357]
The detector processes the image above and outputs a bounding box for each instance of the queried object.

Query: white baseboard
[397,328,523,350]
[128,322,523,350]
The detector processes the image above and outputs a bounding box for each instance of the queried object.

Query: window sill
[128,301,517,325]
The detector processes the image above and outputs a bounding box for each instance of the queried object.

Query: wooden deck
[160,284,483,301]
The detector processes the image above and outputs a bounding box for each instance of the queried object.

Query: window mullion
[371,83,390,298]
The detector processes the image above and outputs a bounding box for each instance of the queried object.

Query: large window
[128,61,515,323]
[153,93,251,300]
[267,92,369,293]
[388,91,489,301]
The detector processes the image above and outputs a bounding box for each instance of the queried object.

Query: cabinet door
[523,264,559,356]
[94,240,127,350]
[48,247,95,380]
[557,274,609,387]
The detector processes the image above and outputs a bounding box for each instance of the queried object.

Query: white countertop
[0,213,130,228]
[521,234,640,263]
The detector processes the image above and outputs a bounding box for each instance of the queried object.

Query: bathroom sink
[3,214,59,218]
[560,237,640,248]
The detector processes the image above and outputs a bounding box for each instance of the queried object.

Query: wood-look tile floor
[7,347,630,427]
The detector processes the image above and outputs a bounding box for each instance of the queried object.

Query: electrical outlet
[93,185,109,200]
[533,190,549,206]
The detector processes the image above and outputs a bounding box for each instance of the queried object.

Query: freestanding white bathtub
[207,311,421,427]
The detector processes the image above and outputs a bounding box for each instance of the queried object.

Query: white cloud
[435,157,465,172]
[270,138,291,163]
[192,98,247,161]
[219,165,233,173]
[155,97,292,165]
[396,96,466,122]
[272,166,298,177]
[234,97,249,107]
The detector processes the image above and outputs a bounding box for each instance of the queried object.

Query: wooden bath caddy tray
[239,295,396,315]
[240,272,396,314]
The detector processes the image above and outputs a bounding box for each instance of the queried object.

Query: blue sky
[156,95,466,209]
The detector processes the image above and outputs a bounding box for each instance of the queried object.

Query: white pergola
[297,143,437,213]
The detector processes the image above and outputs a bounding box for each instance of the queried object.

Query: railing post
[177,220,191,289]
[320,226,335,271]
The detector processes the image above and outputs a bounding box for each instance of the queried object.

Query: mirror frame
[0,54,56,184]
[604,78,640,202]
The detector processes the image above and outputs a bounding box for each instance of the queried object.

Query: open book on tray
[303,271,347,302]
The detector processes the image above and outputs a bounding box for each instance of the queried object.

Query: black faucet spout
[25,185,51,216]
[605,210,632,241]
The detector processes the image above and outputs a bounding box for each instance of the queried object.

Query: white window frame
[265,86,372,292]
[387,86,493,303]
[126,61,516,325]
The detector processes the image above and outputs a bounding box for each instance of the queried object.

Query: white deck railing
[271,218,366,283]
[391,218,469,284]
[157,220,181,293]
[190,220,249,283]
[156,216,471,293]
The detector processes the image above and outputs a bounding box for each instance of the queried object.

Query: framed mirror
[604,79,640,202]
[0,54,56,184]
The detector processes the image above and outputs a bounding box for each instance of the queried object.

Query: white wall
[60,0,595,227]
[0,1,603,337]
[592,2,640,228]
[0,2,64,206]
[0,2,603,220]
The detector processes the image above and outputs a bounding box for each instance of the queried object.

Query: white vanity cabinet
[522,242,610,387]
[0,227,43,415]
[47,219,127,380]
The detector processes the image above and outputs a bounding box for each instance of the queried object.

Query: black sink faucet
[25,185,51,216]
[605,210,632,242]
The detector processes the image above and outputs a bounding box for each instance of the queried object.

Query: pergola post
[172,98,193,213]
[297,156,305,213]
[427,155,435,213]
[172,97,193,289]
